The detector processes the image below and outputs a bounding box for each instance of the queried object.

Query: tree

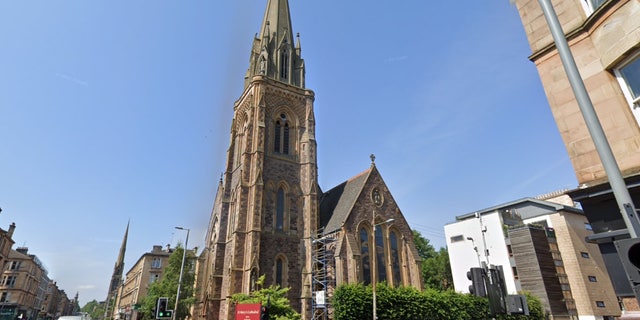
[423,247,453,290]
[231,275,300,320]
[412,230,436,260]
[140,245,196,320]
[412,230,453,291]
[81,300,105,320]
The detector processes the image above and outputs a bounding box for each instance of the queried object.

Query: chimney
[8,223,16,237]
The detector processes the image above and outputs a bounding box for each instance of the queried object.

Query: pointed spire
[116,220,129,267]
[246,0,305,88]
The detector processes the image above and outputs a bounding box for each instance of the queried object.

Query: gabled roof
[320,167,373,235]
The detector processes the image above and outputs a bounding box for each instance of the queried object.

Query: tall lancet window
[275,255,287,287]
[360,228,371,284]
[280,48,289,80]
[276,187,285,231]
[390,231,402,286]
[375,227,387,283]
[274,113,290,154]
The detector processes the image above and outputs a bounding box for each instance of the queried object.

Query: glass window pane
[621,56,640,99]
[390,232,401,287]
[590,0,606,10]
[375,227,387,283]
[360,229,371,284]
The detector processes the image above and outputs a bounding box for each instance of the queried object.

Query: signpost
[235,303,261,320]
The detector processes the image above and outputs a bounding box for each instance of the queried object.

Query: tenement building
[114,245,173,320]
[511,0,640,313]
[193,1,423,319]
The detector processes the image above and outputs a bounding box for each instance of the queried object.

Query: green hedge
[332,283,545,320]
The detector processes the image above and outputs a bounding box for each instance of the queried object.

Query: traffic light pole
[536,0,640,237]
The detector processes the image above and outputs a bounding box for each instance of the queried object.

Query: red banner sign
[235,303,261,320]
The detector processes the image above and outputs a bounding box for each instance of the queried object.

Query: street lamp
[174,227,190,320]
[467,237,482,267]
[372,217,394,320]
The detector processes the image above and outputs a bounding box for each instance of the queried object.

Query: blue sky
[0,1,578,306]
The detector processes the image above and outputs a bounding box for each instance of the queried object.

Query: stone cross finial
[370,154,376,165]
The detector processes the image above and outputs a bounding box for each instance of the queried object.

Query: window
[596,301,606,308]
[375,227,387,283]
[2,276,16,287]
[0,292,10,302]
[274,114,291,154]
[360,228,371,285]
[581,0,607,15]
[389,231,402,287]
[280,48,289,80]
[581,252,590,258]
[8,261,20,270]
[276,187,285,231]
[615,53,640,125]
[450,235,464,243]
[150,274,159,284]
[151,258,162,269]
[512,266,519,279]
[588,276,598,282]
[275,256,287,287]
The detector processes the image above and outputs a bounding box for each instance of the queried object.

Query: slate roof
[319,167,373,235]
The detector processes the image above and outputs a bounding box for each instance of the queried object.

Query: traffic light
[615,238,640,301]
[260,305,269,320]
[467,267,487,297]
[486,266,507,315]
[156,297,173,319]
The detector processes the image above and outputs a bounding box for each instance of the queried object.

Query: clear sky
[0,0,578,306]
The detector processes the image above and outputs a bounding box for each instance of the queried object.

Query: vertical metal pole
[372,211,377,320]
[537,0,640,237]
[174,227,190,320]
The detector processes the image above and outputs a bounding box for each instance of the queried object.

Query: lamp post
[174,227,190,320]
[466,237,482,268]
[372,217,394,320]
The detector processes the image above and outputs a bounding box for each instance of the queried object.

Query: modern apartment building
[510,0,640,311]
[445,194,620,319]
[114,245,173,320]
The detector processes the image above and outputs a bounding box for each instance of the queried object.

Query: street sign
[235,303,261,320]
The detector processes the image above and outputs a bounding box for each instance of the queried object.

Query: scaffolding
[311,228,336,320]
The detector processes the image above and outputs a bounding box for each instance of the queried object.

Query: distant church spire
[245,0,305,88]
[104,221,128,318]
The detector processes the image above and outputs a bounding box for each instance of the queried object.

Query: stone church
[193,1,423,319]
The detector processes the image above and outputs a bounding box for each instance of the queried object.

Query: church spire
[104,221,128,318]
[116,220,129,267]
[245,0,305,88]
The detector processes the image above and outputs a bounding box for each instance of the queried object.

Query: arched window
[390,231,402,287]
[274,121,281,153]
[275,255,287,287]
[280,49,289,79]
[274,113,290,155]
[359,228,371,284]
[228,200,236,240]
[375,227,387,283]
[250,268,258,292]
[276,187,285,231]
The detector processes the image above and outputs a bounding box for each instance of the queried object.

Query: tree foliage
[231,275,301,320]
[140,245,196,320]
[412,230,453,290]
[81,300,105,320]
[332,283,546,320]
